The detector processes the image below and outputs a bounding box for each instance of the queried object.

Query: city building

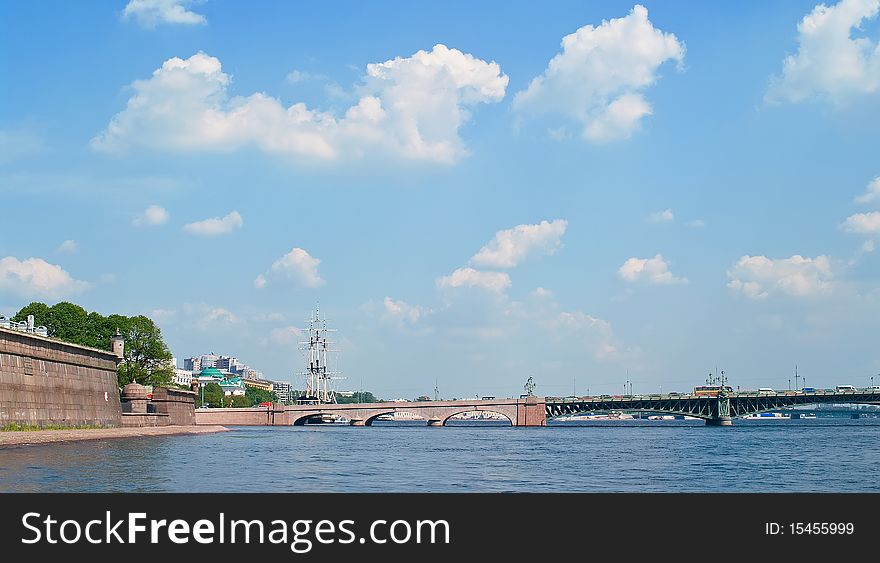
[219,377,246,396]
[242,378,274,392]
[183,354,263,380]
[271,381,293,404]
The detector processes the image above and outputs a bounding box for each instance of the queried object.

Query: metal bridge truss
[546,391,880,421]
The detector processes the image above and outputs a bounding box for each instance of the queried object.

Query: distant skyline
[2,1,880,399]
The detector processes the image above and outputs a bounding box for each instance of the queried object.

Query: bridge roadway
[546,388,880,425]
[193,388,880,427]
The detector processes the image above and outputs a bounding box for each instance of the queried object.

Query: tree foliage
[335,391,378,404]
[13,302,173,389]
[195,382,224,408]
[244,386,278,406]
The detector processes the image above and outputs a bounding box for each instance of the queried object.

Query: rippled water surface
[2,419,879,492]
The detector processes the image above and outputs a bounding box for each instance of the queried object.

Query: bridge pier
[349,419,365,426]
[706,416,732,426]
[427,419,443,426]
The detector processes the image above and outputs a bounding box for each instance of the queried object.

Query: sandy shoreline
[0,425,229,448]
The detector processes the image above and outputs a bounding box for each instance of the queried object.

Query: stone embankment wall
[0,327,121,428]
[195,406,290,426]
[120,383,197,427]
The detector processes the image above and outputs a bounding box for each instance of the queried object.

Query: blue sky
[2,0,880,399]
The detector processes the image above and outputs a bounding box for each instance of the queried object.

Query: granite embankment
[0,425,229,448]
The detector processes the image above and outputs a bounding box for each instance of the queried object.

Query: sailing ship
[295,306,344,422]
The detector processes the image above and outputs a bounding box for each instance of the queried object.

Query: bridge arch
[292,412,331,426]
[361,410,427,426]
[441,409,513,426]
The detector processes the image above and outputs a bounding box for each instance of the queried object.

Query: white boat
[743,412,790,420]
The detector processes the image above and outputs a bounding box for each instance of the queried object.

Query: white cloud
[151,308,177,320]
[513,4,684,142]
[436,267,511,293]
[383,297,431,324]
[286,70,326,83]
[269,326,303,345]
[0,256,89,299]
[647,209,675,222]
[541,311,619,360]
[863,240,877,252]
[470,219,568,268]
[840,211,880,234]
[766,0,880,104]
[257,247,324,288]
[91,46,507,164]
[57,240,78,254]
[179,302,240,330]
[132,204,169,227]
[618,254,688,284]
[184,210,243,236]
[727,255,833,299]
[687,219,706,228]
[531,287,553,298]
[855,176,880,204]
[122,0,207,28]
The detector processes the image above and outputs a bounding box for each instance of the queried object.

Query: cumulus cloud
[0,256,89,299]
[766,0,880,104]
[122,0,207,28]
[256,247,324,288]
[513,5,684,142]
[57,240,78,254]
[91,46,507,164]
[270,326,303,345]
[183,210,243,236]
[840,211,880,234]
[647,209,674,222]
[470,219,568,268]
[132,204,169,227]
[383,297,431,324]
[855,176,880,204]
[727,255,833,299]
[436,267,511,293]
[618,254,688,284]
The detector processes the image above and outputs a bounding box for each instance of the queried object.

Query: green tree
[336,391,377,404]
[116,315,174,388]
[231,395,251,408]
[198,382,224,408]
[13,302,174,389]
[244,386,278,406]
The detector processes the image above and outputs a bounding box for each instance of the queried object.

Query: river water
[1,418,878,492]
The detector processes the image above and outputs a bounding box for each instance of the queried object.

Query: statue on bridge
[525,376,535,397]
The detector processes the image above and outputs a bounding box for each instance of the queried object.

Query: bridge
[546,388,880,425]
[195,396,547,427]
[193,388,880,427]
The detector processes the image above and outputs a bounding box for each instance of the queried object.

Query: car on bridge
[801,387,816,392]
[836,385,856,392]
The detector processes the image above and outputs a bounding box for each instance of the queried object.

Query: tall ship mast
[296,304,341,404]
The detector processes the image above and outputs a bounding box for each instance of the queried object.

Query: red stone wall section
[516,397,547,427]
[151,387,197,426]
[195,405,290,426]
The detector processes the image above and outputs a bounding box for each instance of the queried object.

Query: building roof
[198,367,225,379]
